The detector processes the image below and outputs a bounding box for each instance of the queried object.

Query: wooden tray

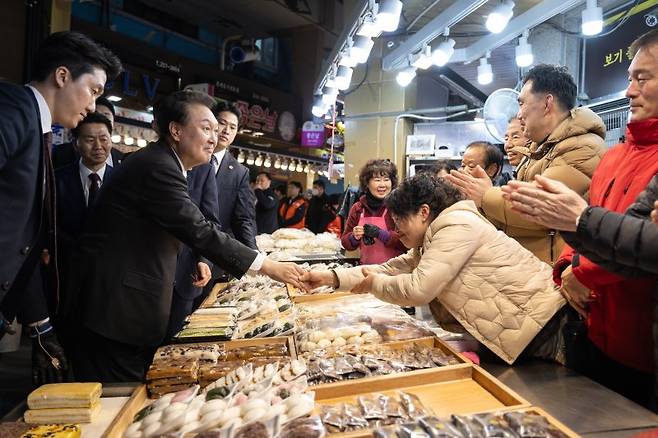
[313,364,531,437]
[199,282,230,308]
[103,385,147,438]
[287,283,353,304]
[361,336,470,365]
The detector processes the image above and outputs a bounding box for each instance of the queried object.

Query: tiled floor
[0,334,33,418]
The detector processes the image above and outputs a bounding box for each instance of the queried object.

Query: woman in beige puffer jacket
[302,174,566,364]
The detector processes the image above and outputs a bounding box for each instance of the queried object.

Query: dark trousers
[563,309,654,408]
[66,326,156,383]
[166,290,196,340]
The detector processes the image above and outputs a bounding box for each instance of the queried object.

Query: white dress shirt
[27,85,51,134]
[171,146,264,272]
[106,151,114,167]
[78,161,107,206]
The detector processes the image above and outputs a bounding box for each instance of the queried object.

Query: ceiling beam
[382,0,489,71]
[451,0,584,64]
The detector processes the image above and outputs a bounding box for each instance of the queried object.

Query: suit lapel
[69,165,86,210]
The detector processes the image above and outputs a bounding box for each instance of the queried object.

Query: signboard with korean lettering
[301,121,325,147]
[584,2,657,100]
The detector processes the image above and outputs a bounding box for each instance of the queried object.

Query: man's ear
[54,66,70,89]
[169,121,182,142]
[485,164,499,179]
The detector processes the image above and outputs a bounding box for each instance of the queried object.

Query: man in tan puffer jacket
[448,65,606,264]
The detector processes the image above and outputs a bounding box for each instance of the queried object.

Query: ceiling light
[376,0,403,32]
[515,31,533,67]
[123,135,134,145]
[111,134,121,143]
[264,156,272,168]
[281,159,289,170]
[486,1,514,34]
[334,66,353,90]
[137,138,147,147]
[357,15,382,37]
[321,87,338,105]
[349,36,374,64]
[296,161,304,172]
[309,166,317,175]
[237,150,246,163]
[254,154,263,166]
[339,50,357,68]
[288,160,296,171]
[396,67,417,87]
[274,157,282,169]
[303,163,310,173]
[412,46,433,70]
[477,57,493,85]
[107,95,122,102]
[312,95,328,118]
[433,39,456,66]
[581,0,603,35]
[246,153,255,166]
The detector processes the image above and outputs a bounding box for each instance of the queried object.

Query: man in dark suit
[55,112,115,291]
[0,31,121,385]
[52,96,125,169]
[166,161,219,339]
[254,171,279,234]
[62,90,305,382]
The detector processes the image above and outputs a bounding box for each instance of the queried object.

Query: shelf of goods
[256,229,345,262]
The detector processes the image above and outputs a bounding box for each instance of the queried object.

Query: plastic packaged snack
[502,412,569,438]
[419,416,465,438]
[358,395,386,420]
[343,402,369,430]
[399,392,433,419]
[320,404,344,433]
[278,415,326,438]
[451,415,485,438]
[379,394,404,419]
[398,421,432,438]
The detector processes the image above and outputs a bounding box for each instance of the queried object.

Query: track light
[309,166,317,175]
[137,138,147,147]
[312,96,328,118]
[322,87,338,106]
[303,163,310,173]
[349,36,374,64]
[477,57,493,85]
[254,154,263,166]
[339,50,357,68]
[433,39,456,67]
[288,160,296,171]
[111,134,121,144]
[296,161,304,172]
[581,0,603,35]
[264,155,272,168]
[123,135,134,146]
[515,31,533,67]
[376,0,403,32]
[107,95,122,102]
[282,159,289,170]
[274,157,282,169]
[334,66,353,90]
[396,67,417,87]
[486,1,514,34]
[357,15,382,37]
[412,46,433,70]
[246,153,255,165]
[237,150,246,163]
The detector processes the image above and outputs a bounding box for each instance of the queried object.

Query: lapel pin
[229,165,234,170]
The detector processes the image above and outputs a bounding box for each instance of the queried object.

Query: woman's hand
[300,270,335,290]
[351,268,376,294]
[352,225,365,240]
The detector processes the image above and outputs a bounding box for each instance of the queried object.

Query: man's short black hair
[313,180,325,189]
[429,160,457,175]
[31,31,122,82]
[96,96,115,116]
[288,181,303,191]
[257,171,271,180]
[214,101,242,123]
[71,112,113,138]
[466,141,504,178]
[154,90,216,139]
[630,29,658,58]
[522,64,576,112]
[274,184,286,194]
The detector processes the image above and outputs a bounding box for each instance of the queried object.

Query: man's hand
[352,225,365,240]
[351,268,376,294]
[261,259,307,291]
[300,270,335,290]
[192,262,211,287]
[501,175,588,231]
[560,265,592,318]
[652,200,658,225]
[445,166,493,207]
[31,329,69,386]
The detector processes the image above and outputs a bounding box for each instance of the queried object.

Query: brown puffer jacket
[480,107,606,264]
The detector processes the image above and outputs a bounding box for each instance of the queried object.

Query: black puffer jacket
[562,174,658,410]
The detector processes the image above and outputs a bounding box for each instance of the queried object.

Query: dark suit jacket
[53,142,124,170]
[65,141,258,347]
[0,82,54,323]
[212,152,257,249]
[254,187,279,234]
[174,162,220,301]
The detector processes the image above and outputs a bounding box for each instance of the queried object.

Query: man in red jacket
[554,29,658,406]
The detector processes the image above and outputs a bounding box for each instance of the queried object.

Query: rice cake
[24,402,100,424]
[27,383,101,409]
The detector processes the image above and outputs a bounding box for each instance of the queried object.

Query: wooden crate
[103,385,147,438]
[313,364,531,437]
[287,282,353,304]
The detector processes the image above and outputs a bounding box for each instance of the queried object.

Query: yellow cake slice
[27,383,102,409]
[21,424,82,437]
[24,401,101,424]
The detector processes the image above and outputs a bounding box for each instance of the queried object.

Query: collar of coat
[529,107,606,160]
[418,200,487,252]
[626,118,658,146]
